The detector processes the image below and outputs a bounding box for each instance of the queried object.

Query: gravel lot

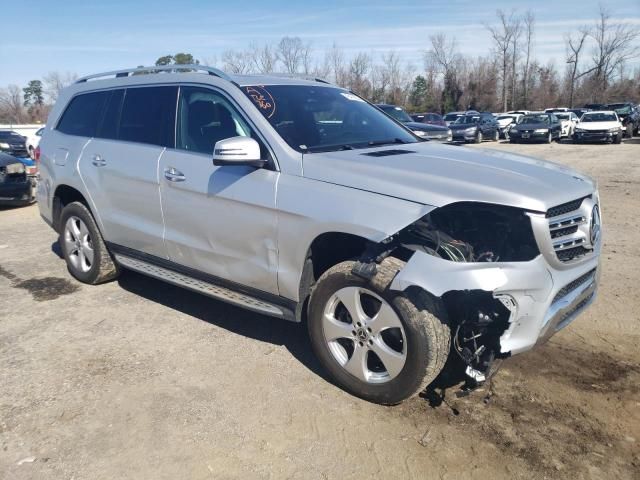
[1,140,639,480]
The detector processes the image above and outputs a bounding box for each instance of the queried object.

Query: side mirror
[212,136,265,167]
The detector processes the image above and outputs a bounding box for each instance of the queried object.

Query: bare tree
[347,52,372,97]
[486,10,518,111]
[521,11,535,108]
[324,43,347,86]
[425,33,459,76]
[276,37,312,74]
[248,43,278,73]
[587,6,640,97]
[0,85,27,123]
[42,71,77,103]
[510,17,522,110]
[221,50,251,74]
[565,29,589,107]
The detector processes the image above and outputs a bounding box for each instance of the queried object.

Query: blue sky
[1,0,639,87]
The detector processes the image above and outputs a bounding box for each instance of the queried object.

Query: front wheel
[59,201,120,284]
[626,125,634,139]
[493,130,499,142]
[475,131,483,143]
[547,131,553,143]
[308,258,450,405]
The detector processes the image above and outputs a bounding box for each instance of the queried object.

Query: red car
[410,112,446,127]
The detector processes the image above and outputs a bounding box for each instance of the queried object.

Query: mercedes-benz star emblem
[590,205,601,246]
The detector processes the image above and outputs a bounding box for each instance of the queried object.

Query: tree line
[1,5,638,124]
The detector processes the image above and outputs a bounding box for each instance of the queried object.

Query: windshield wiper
[302,144,355,153]
[367,138,409,147]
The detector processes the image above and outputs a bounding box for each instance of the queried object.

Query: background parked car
[507,110,530,115]
[409,112,446,127]
[0,130,29,159]
[495,113,522,138]
[0,152,38,206]
[555,112,580,138]
[544,107,570,113]
[376,104,452,141]
[449,112,499,143]
[24,127,44,159]
[573,110,623,144]
[508,113,562,143]
[442,110,480,126]
[569,108,591,118]
[605,102,639,138]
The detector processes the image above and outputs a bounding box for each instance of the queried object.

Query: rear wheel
[59,202,120,285]
[547,131,553,143]
[308,258,450,405]
[493,130,499,142]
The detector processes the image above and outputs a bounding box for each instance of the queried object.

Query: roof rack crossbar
[261,73,332,85]
[75,64,233,84]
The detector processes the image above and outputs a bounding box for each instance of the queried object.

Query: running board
[114,254,292,320]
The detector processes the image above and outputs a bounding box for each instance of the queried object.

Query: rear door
[78,85,178,257]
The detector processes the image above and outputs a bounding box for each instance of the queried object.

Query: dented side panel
[276,174,434,300]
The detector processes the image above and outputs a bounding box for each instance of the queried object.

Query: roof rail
[75,64,233,84]
[263,73,332,85]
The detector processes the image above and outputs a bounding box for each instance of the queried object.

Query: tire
[475,131,483,144]
[493,130,499,142]
[307,258,450,405]
[614,133,622,144]
[626,125,633,139]
[28,146,34,159]
[547,131,553,143]
[59,201,119,285]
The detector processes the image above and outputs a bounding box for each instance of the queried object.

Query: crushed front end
[383,195,602,386]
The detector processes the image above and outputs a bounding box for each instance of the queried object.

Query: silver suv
[37,65,601,404]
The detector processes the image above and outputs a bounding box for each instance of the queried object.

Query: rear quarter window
[57,91,109,137]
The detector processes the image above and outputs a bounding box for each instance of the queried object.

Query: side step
[114,254,293,320]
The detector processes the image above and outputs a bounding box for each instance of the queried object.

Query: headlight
[413,130,426,137]
[5,162,25,174]
[607,127,620,133]
[534,129,548,133]
[0,142,10,149]
[464,127,476,133]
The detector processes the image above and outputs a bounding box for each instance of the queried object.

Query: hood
[578,121,619,130]
[449,123,478,130]
[403,121,448,132]
[302,142,594,212]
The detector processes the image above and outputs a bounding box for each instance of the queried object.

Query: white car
[573,111,623,144]
[555,112,580,138]
[24,127,44,158]
[495,113,522,138]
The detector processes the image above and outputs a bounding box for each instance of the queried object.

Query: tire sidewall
[59,202,104,284]
[308,265,434,404]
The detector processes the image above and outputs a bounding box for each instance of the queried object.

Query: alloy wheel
[63,216,94,273]
[322,286,407,384]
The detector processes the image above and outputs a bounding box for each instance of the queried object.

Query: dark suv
[0,131,29,158]
[605,103,640,138]
[449,112,499,143]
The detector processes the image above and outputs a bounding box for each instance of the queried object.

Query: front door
[159,86,279,295]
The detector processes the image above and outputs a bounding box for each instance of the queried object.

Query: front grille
[546,197,589,218]
[552,268,597,304]
[557,246,590,262]
[546,195,595,263]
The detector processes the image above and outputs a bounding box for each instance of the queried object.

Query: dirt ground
[1,139,639,480]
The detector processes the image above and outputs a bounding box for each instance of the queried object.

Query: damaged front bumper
[390,250,600,355]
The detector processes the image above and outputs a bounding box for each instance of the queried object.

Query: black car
[509,113,562,143]
[0,152,37,206]
[375,104,452,142]
[0,130,29,158]
[569,108,590,118]
[448,112,499,143]
[605,103,640,138]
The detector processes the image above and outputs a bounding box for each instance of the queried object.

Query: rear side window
[97,89,125,140]
[119,86,178,147]
[57,91,109,137]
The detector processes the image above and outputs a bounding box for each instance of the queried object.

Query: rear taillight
[34,146,41,163]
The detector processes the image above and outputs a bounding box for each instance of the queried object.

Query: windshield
[454,115,481,125]
[556,114,570,120]
[606,104,631,115]
[443,113,461,121]
[519,114,549,124]
[497,115,514,121]
[582,113,617,122]
[242,85,417,152]
[379,106,413,123]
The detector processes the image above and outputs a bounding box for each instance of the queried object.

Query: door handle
[164,167,185,182]
[91,154,106,167]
